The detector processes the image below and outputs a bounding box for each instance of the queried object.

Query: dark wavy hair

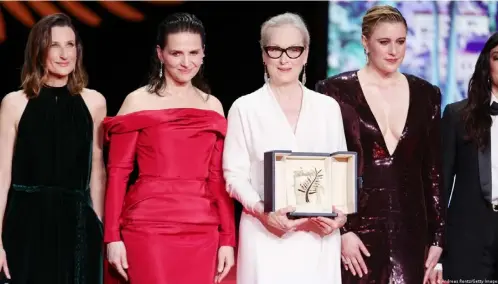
[146,13,210,97]
[462,32,498,150]
[21,13,87,98]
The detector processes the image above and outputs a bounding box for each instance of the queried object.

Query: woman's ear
[156,45,163,63]
[361,35,369,54]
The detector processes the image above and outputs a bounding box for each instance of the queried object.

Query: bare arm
[83,90,107,221]
[0,92,25,244]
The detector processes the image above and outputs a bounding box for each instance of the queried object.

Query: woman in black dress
[0,13,106,283]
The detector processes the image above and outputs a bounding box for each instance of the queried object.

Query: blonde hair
[362,5,407,38]
[260,12,310,47]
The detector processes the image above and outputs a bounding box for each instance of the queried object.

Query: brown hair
[362,5,407,39]
[147,13,210,97]
[21,13,87,99]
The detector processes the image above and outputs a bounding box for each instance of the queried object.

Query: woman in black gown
[0,13,106,283]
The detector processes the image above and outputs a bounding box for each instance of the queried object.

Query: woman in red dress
[103,13,236,284]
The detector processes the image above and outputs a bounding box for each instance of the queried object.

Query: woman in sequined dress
[316,5,445,284]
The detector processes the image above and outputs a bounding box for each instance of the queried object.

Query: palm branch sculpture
[297,168,323,203]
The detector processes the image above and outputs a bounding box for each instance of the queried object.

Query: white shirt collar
[491,93,498,105]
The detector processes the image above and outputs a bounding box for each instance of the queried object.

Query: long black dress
[2,85,103,283]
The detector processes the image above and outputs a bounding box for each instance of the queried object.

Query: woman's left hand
[215,246,235,283]
[308,207,347,237]
[426,264,443,284]
[423,246,443,284]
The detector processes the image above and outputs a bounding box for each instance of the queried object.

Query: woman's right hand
[341,232,370,277]
[107,241,128,281]
[254,203,308,236]
[0,247,10,279]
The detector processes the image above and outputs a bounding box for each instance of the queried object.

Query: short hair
[362,5,407,39]
[21,13,87,98]
[260,12,310,47]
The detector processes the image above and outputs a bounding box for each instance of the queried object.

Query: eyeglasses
[263,45,305,59]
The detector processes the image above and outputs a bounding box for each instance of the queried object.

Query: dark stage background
[0,1,329,114]
[0,1,329,231]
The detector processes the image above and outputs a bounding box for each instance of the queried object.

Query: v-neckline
[354,70,412,158]
[266,83,306,140]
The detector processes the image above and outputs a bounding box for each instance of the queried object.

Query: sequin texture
[316,71,445,284]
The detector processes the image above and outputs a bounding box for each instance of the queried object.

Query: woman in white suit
[223,13,347,284]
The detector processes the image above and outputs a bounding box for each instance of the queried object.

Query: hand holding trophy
[254,202,309,237]
[309,206,348,236]
[263,150,360,219]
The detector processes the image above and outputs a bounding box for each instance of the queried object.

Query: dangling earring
[159,62,163,78]
[264,65,269,83]
[301,64,307,85]
[364,49,369,64]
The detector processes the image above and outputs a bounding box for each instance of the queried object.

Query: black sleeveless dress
[2,85,103,283]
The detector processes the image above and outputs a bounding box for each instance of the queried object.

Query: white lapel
[262,83,310,151]
[294,85,311,149]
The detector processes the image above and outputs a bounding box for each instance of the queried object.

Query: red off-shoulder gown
[102,108,236,284]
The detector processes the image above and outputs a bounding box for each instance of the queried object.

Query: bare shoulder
[118,86,150,115]
[81,88,107,121]
[81,88,106,109]
[2,90,27,106]
[1,90,28,116]
[204,92,224,117]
